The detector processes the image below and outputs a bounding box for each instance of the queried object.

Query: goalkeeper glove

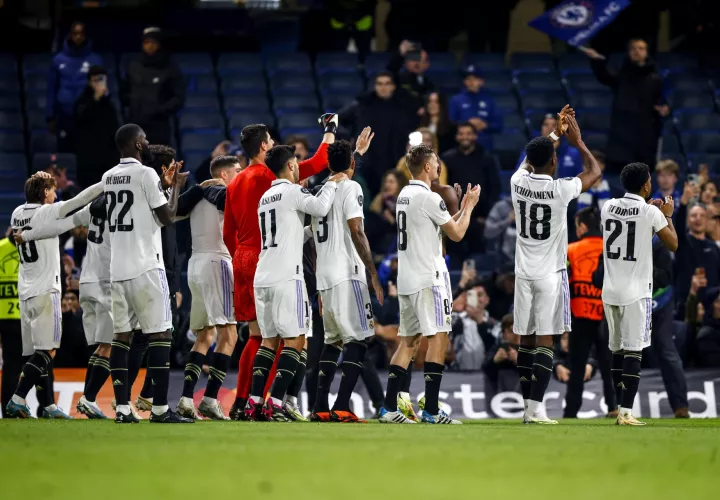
[318,113,339,135]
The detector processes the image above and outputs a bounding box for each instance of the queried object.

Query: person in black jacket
[123,27,184,145]
[386,40,435,114]
[583,39,668,174]
[73,65,119,188]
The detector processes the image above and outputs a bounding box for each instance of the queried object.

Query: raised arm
[654,197,678,252]
[298,114,341,180]
[440,185,480,242]
[564,115,602,193]
[176,184,204,218]
[348,217,384,305]
[294,181,339,217]
[16,205,89,243]
[58,182,104,217]
[152,164,189,227]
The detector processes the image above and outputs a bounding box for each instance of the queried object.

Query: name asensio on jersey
[606,205,640,216]
[513,185,555,199]
[260,193,282,206]
[105,175,131,185]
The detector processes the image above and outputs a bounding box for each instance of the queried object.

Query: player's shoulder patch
[358,194,364,207]
[439,200,447,212]
[301,187,311,195]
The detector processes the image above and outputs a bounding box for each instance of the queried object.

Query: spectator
[73,65,120,188]
[576,150,610,212]
[395,128,448,185]
[386,40,434,113]
[553,332,596,387]
[367,171,406,253]
[706,202,720,244]
[700,179,718,206]
[193,140,248,184]
[448,283,497,371]
[37,161,80,202]
[46,22,103,152]
[54,291,88,368]
[449,65,500,151]
[674,183,720,317]
[482,314,520,416]
[484,265,515,322]
[419,92,455,153]
[441,122,501,252]
[124,27,185,145]
[583,39,667,173]
[326,0,375,59]
[686,279,720,367]
[339,71,416,194]
[483,197,516,266]
[285,134,310,161]
[653,159,682,202]
[515,114,582,178]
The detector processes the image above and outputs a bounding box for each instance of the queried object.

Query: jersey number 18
[517,201,551,240]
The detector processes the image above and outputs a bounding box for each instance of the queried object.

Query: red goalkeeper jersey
[223,142,329,256]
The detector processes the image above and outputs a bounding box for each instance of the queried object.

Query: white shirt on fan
[102,157,167,281]
[601,193,667,306]
[395,180,451,296]
[311,180,366,290]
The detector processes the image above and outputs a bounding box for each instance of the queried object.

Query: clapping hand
[355,127,374,156]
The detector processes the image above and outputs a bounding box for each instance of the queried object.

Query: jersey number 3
[107,190,134,232]
[260,209,278,250]
[517,201,551,240]
[316,215,329,243]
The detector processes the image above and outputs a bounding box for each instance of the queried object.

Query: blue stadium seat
[669,92,715,111]
[187,75,218,95]
[687,153,720,173]
[431,73,462,95]
[656,53,699,73]
[0,78,19,94]
[270,75,316,94]
[32,153,76,173]
[221,75,267,96]
[315,52,359,75]
[558,53,591,75]
[664,74,710,93]
[364,53,391,75]
[217,53,264,76]
[265,54,312,76]
[0,193,26,215]
[426,53,458,73]
[24,94,46,111]
[501,113,527,134]
[0,112,23,131]
[224,94,271,112]
[577,111,611,132]
[499,170,514,192]
[662,134,683,155]
[22,54,52,76]
[273,95,319,113]
[0,133,24,153]
[0,153,27,173]
[24,74,48,94]
[0,96,21,112]
[514,73,564,92]
[462,53,506,72]
[683,133,720,154]
[322,93,355,112]
[493,93,520,113]
[510,53,555,74]
[183,95,221,112]
[227,111,276,132]
[277,113,317,130]
[172,53,213,76]
[519,91,566,113]
[181,132,227,154]
[0,54,17,74]
[674,112,720,132]
[583,133,608,152]
[563,74,605,92]
[482,72,513,93]
[318,74,363,95]
[0,175,28,193]
[30,131,57,154]
[492,134,527,169]
[571,90,612,110]
[470,252,501,275]
[178,113,225,133]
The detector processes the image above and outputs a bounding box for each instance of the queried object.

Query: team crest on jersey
[446,316,452,326]
[157,181,163,192]
[563,177,574,181]
[358,195,363,206]
[439,200,447,212]
[301,188,311,194]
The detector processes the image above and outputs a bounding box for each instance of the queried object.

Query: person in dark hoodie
[124,27,184,145]
[338,71,416,194]
[46,22,103,153]
[73,65,120,188]
[583,39,669,174]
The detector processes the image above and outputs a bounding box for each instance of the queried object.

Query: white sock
[527,400,540,416]
[523,399,529,412]
[11,394,25,405]
[284,395,297,406]
[270,397,283,407]
[202,396,217,406]
[116,404,131,415]
[398,391,410,401]
[249,395,263,405]
[151,405,169,416]
[180,396,192,403]
[44,404,58,412]
[620,406,632,417]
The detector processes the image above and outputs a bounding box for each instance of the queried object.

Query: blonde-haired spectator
[395,127,448,186]
[653,159,682,202]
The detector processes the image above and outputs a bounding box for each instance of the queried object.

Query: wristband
[549,132,560,141]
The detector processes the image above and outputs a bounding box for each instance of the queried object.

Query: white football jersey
[395,180,452,295]
[254,179,338,288]
[190,197,230,258]
[311,180,365,290]
[102,158,167,281]
[601,193,667,306]
[511,168,582,280]
[11,202,70,300]
[77,203,111,284]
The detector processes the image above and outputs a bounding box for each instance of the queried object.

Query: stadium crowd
[1,0,719,420]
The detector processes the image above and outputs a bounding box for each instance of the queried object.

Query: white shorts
[20,291,61,356]
[513,270,571,336]
[255,279,310,339]
[112,269,172,334]
[320,280,374,344]
[605,298,652,352]
[188,254,236,331]
[80,281,114,345]
[398,285,452,337]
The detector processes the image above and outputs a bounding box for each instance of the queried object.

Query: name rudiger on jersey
[105,175,131,185]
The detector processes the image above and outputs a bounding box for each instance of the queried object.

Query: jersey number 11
[260,209,278,250]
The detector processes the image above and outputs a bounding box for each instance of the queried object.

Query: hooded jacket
[46,38,103,120]
[125,50,185,125]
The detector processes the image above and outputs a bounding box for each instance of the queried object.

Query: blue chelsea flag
[529,0,630,47]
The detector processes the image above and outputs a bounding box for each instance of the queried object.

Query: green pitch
[1,419,718,499]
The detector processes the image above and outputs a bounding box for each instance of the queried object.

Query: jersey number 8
[517,201,551,241]
[397,211,407,251]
